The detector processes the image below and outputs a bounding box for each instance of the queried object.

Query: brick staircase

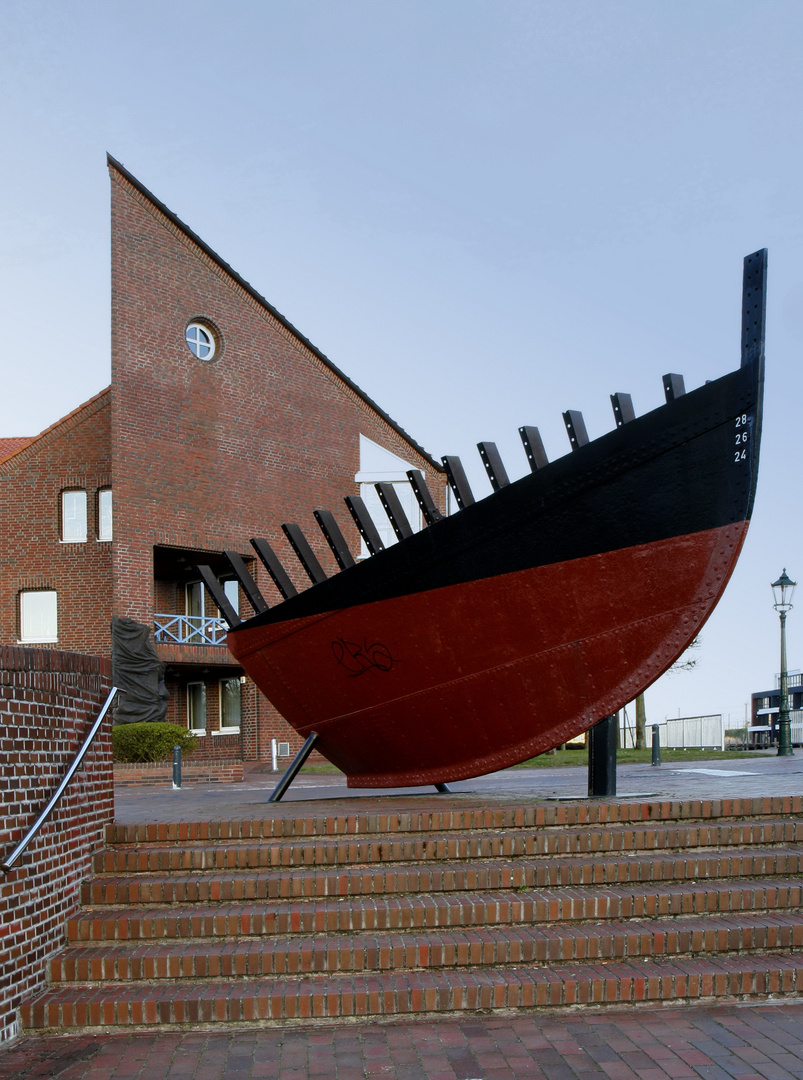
[21,796,803,1031]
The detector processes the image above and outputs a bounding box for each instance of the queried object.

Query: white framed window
[185,581,205,644]
[19,591,58,643]
[185,578,238,642]
[186,580,204,619]
[98,488,113,541]
[185,579,239,619]
[61,490,87,543]
[219,677,241,731]
[187,682,207,733]
[185,321,217,362]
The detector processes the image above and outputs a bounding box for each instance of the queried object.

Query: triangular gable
[107,154,442,474]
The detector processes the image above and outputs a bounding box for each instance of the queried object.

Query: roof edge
[0,437,34,463]
[0,386,111,467]
[106,153,443,473]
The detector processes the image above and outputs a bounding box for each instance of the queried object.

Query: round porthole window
[185,321,217,362]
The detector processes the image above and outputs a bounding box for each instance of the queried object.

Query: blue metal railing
[153,613,228,646]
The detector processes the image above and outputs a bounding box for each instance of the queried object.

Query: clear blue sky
[2,0,802,727]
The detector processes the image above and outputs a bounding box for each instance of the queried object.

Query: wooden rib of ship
[200,250,766,789]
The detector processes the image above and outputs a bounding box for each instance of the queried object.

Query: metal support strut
[268,733,320,803]
[588,714,617,798]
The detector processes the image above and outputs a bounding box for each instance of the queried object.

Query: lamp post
[771,569,796,757]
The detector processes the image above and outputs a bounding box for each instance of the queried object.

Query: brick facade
[0,391,112,657]
[0,646,112,1042]
[0,160,445,763]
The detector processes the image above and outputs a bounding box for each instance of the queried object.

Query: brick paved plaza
[2,756,801,1078]
[111,753,802,823]
[1,1002,802,1079]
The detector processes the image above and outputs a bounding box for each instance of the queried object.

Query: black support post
[441,456,475,508]
[268,733,320,803]
[651,725,662,766]
[662,374,686,402]
[172,746,182,789]
[563,410,590,450]
[406,470,444,525]
[477,442,510,491]
[588,714,617,798]
[518,426,548,472]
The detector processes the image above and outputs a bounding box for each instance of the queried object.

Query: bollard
[271,737,278,772]
[172,745,182,789]
[651,725,662,767]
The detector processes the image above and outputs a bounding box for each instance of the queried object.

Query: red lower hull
[228,521,747,786]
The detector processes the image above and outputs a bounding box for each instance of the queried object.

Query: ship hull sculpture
[202,251,766,788]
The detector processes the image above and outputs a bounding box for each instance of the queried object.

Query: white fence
[656,715,724,750]
[618,710,725,749]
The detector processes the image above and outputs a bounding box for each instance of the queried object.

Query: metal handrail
[1,686,118,874]
[153,613,228,646]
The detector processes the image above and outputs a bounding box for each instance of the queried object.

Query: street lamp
[771,569,796,757]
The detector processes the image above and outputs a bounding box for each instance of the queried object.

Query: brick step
[68,878,803,942]
[93,819,803,873]
[81,848,803,905]
[24,952,803,1030]
[104,796,803,845]
[51,912,803,983]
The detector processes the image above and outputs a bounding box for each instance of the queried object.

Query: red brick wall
[0,393,113,658]
[0,647,113,1043]
[113,760,243,785]
[0,165,446,769]
[110,164,444,615]
[109,164,445,761]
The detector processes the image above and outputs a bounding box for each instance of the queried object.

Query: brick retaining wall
[0,647,112,1042]
[114,760,243,786]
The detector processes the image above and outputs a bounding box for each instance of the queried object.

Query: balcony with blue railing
[153,613,228,647]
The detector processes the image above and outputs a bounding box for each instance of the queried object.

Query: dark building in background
[750,672,803,747]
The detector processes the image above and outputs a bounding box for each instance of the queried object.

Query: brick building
[0,157,445,762]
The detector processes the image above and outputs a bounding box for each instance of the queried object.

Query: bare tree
[634,638,701,748]
[667,636,701,675]
[635,692,648,749]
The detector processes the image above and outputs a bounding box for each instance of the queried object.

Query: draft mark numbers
[734,413,750,463]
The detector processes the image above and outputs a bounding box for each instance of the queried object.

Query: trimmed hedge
[112,722,198,763]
